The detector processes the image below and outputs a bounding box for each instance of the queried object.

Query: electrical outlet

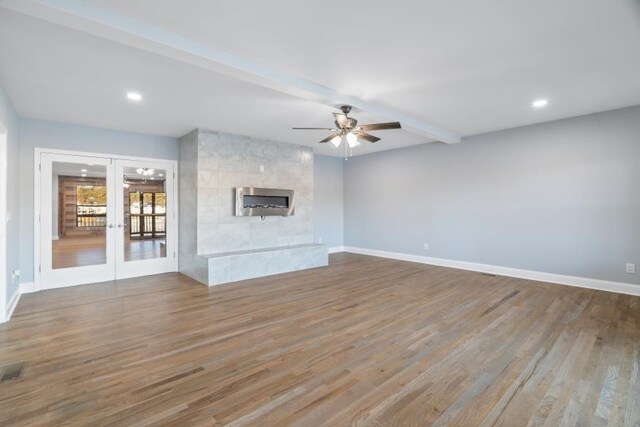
[423,243,429,250]
[626,263,636,274]
[259,164,265,173]
[318,237,323,244]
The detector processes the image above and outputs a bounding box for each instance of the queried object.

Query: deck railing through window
[129,214,166,238]
[129,191,166,239]
[76,205,107,227]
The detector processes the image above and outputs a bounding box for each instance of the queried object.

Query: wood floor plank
[0,253,639,426]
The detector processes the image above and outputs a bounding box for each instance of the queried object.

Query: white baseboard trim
[5,288,21,321]
[52,235,59,241]
[20,281,36,294]
[2,282,37,323]
[328,245,345,254]
[343,246,640,297]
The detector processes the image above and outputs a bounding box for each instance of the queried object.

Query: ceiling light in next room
[532,99,548,108]
[136,168,154,176]
[81,169,87,172]
[126,92,143,102]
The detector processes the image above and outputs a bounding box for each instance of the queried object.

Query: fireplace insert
[234,187,295,217]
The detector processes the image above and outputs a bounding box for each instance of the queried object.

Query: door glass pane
[123,166,167,261]
[52,161,107,269]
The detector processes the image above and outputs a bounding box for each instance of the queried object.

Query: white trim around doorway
[33,147,179,292]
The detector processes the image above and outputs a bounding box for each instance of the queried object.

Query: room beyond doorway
[51,170,168,269]
[52,235,166,269]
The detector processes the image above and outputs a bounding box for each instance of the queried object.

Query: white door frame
[0,122,7,322]
[34,148,179,291]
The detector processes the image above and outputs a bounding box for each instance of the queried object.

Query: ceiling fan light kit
[346,132,359,148]
[293,105,402,158]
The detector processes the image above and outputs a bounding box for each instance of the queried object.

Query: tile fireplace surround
[178,129,328,285]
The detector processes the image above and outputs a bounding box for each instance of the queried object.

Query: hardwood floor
[1,253,638,426]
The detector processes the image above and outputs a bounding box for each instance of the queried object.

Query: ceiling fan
[293,105,401,151]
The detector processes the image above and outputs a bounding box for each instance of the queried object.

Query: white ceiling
[1,0,639,157]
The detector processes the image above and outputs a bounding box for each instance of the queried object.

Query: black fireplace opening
[243,195,289,209]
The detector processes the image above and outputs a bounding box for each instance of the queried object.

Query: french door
[38,151,177,290]
[114,159,176,279]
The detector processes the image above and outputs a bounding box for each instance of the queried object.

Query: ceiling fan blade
[333,112,350,128]
[292,127,334,130]
[319,132,341,143]
[355,131,381,143]
[359,122,402,131]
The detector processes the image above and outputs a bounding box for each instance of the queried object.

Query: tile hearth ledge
[197,243,328,286]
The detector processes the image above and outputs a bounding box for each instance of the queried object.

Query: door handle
[108,224,114,229]
[117,224,124,228]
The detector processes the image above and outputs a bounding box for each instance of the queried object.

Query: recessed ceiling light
[126,92,143,102]
[532,99,548,108]
[81,169,87,172]
[81,173,87,177]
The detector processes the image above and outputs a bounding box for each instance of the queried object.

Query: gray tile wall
[178,130,207,283]
[195,129,314,254]
[179,128,325,285]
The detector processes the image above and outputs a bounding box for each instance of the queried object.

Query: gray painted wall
[0,85,20,304]
[6,103,639,290]
[19,118,179,283]
[344,106,640,286]
[314,155,344,248]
